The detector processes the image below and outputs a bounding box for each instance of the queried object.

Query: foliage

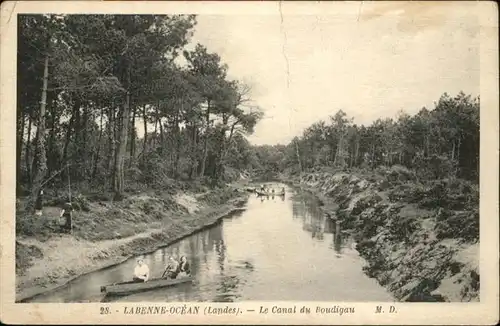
[253,92,479,185]
[17,14,262,204]
[435,209,479,242]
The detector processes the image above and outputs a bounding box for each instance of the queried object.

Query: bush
[16,213,58,240]
[86,192,113,202]
[350,193,383,215]
[435,209,479,242]
[16,241,43,275]
[381,165,417,184]
[413,153,457,181]
[387,215,419,243]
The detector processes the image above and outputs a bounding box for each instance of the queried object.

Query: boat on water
[100,276,193,296]
[256,190,285,197]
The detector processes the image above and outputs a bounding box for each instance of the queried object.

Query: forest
[17,14,479,209]
[253,92,479,185]
[17,14,264,206]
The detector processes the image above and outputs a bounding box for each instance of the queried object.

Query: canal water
[26,184,393,303]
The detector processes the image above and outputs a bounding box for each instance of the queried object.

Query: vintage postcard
[0,0,498,324]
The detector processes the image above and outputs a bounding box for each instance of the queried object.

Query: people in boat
[178,256,191,277]
[162,256,180,279]
[133,258,150,282]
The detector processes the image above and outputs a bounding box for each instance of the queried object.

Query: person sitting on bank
[133,258,150,283]
[162,256,180,279]
[178,256,191,277]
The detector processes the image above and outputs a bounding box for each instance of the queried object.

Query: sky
[186,2,480,146]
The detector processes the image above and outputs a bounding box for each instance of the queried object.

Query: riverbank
[282,166,479,302]
[15,185,249,302]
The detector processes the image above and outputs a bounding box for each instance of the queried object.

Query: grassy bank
[283,166,479,302]
[15,183,249,302]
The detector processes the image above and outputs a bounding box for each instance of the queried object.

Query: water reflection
[25,185,392,303]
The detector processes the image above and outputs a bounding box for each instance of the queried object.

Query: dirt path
[16,189,249,302]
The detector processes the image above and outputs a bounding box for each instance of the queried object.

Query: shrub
[86,192,113,202]
[16,213,57,240]
[16,241,43,275]
[435,209,479,242]
[388,215,419,242]
[384,165,417,184]
[413,153,457,181]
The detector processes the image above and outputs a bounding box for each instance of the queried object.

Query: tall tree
[184,44,228,177]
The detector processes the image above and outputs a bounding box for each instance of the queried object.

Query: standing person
[60,202,73,234]
[34,189,44,216]
[162,256,180,279]
[178,256,191,277]
[133,258,150,282]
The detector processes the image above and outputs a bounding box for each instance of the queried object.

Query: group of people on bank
[133,255,191,283]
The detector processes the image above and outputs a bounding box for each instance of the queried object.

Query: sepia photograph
[1,0,498,324]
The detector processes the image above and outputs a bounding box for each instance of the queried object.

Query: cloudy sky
[187,2,480,145]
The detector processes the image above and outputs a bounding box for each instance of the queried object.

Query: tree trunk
[335,133,344,167]
[83,106,91,179]
[295,140,303,172]
[142,105,148,162]
[30,54,49,204]
[189,121,198,180]
[106,107,115,173]
[424,133,430,158]
[25,112,33,186]
[129,107,136,168]
[113,69,131,200]
[213,113,229,180]
[47,95,59,177]
[199,100,211,177]
[92,108,104,180]
[370,143,375,169]
[153,114,158,147]
[17,109,26,187]
[81,106,88,164]
[158,117,164,150]
[222,120,238,160]
[218,118,241,179]
[112,108,121,191]
[61,104,75,181]
[354,136,360,167]
[71,99,83,181]
[456,135,462,176]
[173,103,181,178]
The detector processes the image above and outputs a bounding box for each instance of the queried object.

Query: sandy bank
[16,189,249,302]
